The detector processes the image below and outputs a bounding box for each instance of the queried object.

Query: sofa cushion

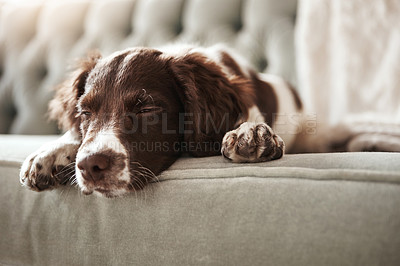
[1,135,400,265]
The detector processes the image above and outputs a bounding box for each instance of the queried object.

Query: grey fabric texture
[1,135,400,265]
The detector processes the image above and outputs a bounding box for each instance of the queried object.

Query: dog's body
[20,45,310,197]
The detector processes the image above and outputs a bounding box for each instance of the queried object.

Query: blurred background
[0,0,399,135]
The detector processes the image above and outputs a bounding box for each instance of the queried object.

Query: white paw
[20,139,79,191]
[221,122,285,163]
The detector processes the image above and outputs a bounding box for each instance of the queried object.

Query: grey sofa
[1,0,399,265]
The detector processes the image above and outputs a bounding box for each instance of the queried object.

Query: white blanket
[296,0,400,126]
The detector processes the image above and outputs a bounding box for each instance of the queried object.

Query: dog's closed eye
[75,110,92,119]
[136,106,162,115]
[80,111,92,117]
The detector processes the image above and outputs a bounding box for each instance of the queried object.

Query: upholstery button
[38,67,48,79]
[233,17,243,33]
[257,58,268,72]
[124,24,134,38]
[174,22,183,36]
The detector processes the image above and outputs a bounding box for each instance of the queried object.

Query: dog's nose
[77,154,110,181]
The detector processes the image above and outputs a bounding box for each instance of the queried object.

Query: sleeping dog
[19,45,306,197]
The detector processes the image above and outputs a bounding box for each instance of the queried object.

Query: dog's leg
[221,122,285,162]
[289,120,400,153]
[328,121,400,152]
[20,130,81,191]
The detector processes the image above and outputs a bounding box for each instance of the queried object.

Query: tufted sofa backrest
[0,0,297,134]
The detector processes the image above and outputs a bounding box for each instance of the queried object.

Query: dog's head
[49,47,250,197]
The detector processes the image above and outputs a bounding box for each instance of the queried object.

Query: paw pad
[221,122,285,162]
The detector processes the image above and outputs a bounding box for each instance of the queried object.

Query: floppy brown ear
[169,52,254,156]
[49,51,101,133]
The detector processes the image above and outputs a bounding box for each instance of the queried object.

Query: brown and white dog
[19,45,305,197]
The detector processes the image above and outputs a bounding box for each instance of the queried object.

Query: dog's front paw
[20,141,79,191]
[221,122,285,163]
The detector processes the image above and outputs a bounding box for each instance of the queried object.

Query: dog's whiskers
[70,175,78,186]
[130,161,157,184]
[54,162,76,178]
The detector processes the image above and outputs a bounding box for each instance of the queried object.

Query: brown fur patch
[220,51,245,77]
[49,50,101,133]
[249,71,278,126]
[170,52,255,156]
[286,81,303,110]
